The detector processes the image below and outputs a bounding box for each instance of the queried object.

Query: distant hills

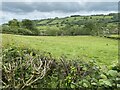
[1,13,118,36]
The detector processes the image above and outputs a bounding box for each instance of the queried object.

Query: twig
[60,58,69,75]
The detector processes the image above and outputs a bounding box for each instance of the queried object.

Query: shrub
[48,58,120,89]
[2,46,120,89]
[2,46,55,89]
[18,28,33,35]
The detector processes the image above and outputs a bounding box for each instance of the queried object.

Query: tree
[45,27,60,36]
[8,19,19,28]
[18,28,33,35]
[21,19,35,30]
[84,21,104,36]
[107,24,117,34]
[2,25,10,33]
[21,19,39,35]
[84,21,94,35]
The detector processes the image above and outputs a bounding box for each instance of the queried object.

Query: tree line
[2,19,39,35]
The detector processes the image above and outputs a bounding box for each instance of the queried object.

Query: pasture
[2,34,118,65]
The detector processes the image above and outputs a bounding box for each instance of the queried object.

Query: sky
[0,0,119,24]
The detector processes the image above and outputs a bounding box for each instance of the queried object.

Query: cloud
[1,0,120,2]
[2,2,34,13]
[0,2,118,24]
[2,2,84,13]
[2,2,118,13]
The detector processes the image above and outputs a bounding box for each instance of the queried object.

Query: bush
[18,28,33,35]
[2,25,12,34]
[47,58,120,89]
[2,46,120,89]
[2,46,55,89]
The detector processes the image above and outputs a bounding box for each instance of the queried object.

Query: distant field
[109,35,119,38]
[2,34,118,65]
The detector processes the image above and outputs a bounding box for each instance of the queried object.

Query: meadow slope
[2,34,118,65]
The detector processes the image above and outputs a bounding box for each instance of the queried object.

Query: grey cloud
[85,2,118,11]
[2,2,84,13]
[2,2,118,14]
[33,2,83,12]
[2,2,34,13]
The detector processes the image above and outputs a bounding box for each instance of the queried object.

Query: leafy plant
[2,46,55,89]
[2,46,120,89]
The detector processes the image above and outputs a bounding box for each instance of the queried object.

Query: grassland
[2,34,118,65]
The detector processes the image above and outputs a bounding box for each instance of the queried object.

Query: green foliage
[2,25,18,34]
[2,19,39,35]
[2,46,55,89]
[18,28,33,35]
[45,26,60,36]
[8,19,20,28]
[2,25,11,33]
[2,45,120,89]
[21,19,35,30]
[2,13,118,36]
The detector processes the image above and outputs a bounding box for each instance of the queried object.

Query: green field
[2,34,118,65]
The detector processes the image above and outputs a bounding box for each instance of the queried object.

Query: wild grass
[2,34,118,65]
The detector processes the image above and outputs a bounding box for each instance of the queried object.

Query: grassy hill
[34,14,117,36]
[2,13,118,36]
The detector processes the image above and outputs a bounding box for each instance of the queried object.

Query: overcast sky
[0,0,119,24]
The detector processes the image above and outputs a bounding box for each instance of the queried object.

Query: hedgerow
[2,46,120,89]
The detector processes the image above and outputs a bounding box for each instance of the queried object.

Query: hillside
[34,13,118,35]
[1,13,118,36]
